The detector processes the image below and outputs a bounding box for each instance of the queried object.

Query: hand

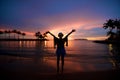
[72,29,76,32]
[45,31,50,34]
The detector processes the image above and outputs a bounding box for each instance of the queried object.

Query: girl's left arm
[65,29,76,37]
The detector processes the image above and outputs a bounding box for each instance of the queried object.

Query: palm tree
[39,33,43,39]
[114,19,120,37]
[35,32,41,39]
[12,29,17,39]
[43,32,47,39]
[103,19,115,32]
[8,30,12,39]
[16,31,21,39]
[103,18,120,40]
[35,32,39,39]
[35,31,47,40]
[21,33,26,39]
[0,31,4,39]
[4,30,9,39]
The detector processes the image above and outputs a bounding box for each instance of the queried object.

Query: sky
[0,0,120,40]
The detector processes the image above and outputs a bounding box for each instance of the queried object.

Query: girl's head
[58,32,64,38]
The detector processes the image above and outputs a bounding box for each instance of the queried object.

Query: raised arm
[65,29,76,37]
[46,31,56,38]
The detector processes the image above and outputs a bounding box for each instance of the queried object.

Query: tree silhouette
[21,33,26,39]
[0,31,4,39]
[4,30,9,39]
[35,32,42,39]
[12,29,17,39]
[16,31,21,39]
[35,31,47,40]
[8,30,12,39]
[103,18,120,40]
[35,32,40,39]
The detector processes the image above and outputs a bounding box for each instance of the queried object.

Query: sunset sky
[0,0,120,40]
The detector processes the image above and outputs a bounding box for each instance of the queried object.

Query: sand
[0,55,120,80]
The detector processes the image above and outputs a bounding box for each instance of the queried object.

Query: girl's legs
[61,55,64,73]
[57,55,60,73]
[57,54,65,73]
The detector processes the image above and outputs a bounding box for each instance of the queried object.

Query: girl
[46,29,76,73]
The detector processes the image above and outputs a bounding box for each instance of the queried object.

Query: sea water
[0,40,114,72]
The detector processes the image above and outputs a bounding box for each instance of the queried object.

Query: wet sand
[0,55,120,80]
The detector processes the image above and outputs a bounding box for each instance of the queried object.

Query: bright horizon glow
[0,27,110,40]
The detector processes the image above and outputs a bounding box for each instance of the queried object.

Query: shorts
[56,47,66,56]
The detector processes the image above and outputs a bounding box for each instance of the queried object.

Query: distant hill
[74,39,88,40]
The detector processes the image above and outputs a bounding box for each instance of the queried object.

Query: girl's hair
[58,32,63,37]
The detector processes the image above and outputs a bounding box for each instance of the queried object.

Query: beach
[0,55,119,80]
[1,0,120,79]
[0,40,120,80]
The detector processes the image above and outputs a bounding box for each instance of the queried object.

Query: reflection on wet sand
[45,55,112,73]
[0,40,115,74]
[34,41,45,63]
[0,40,119,80]
[0,41,46,63]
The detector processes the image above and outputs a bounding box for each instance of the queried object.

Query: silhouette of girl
[46,29,76,73]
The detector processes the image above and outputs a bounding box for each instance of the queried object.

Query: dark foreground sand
[1,68,120,80]
[0,55,120,80]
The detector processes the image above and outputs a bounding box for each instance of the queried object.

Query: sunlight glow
[87,36,107,40]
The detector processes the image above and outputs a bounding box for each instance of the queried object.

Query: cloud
[0,0,120,40]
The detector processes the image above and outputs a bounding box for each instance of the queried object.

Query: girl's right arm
[46,31,56,38]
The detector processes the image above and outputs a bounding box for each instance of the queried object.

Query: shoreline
[0,39,48,41]
[93,40,120,44]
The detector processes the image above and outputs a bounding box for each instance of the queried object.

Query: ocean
[0,40,114,72]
